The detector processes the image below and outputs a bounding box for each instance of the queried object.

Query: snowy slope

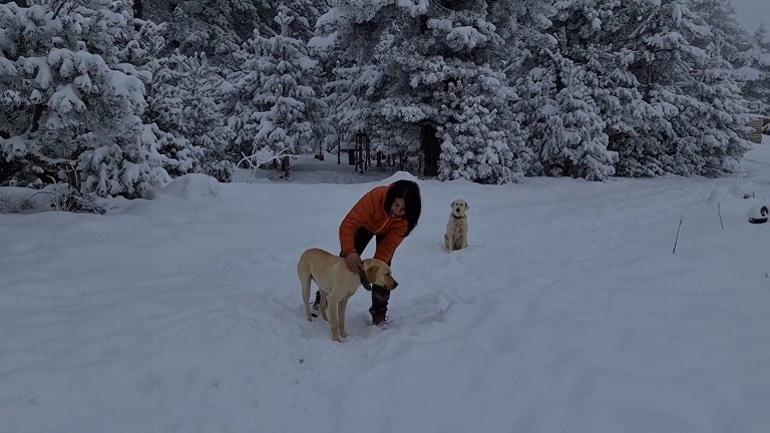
[2,146,770,433]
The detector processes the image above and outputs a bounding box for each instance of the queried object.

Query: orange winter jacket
[339,185,408,263]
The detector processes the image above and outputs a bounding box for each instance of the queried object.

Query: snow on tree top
[446,26,489,51]
[50,83,85,113]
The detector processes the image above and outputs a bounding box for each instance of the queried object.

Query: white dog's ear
[464,202,469,209]
[450,201,455,210]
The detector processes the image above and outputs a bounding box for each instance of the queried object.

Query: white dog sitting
[444,199,469,251]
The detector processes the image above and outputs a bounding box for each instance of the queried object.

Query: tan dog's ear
[365,264,379,284]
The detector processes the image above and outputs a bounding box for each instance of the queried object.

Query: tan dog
[297,248,398,342]
[444,199,469,251]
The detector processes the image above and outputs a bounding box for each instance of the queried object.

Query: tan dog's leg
[298,260,313,321]
[319,292,328,321]
[338,295,350,338]
[444,232,453,251]
[327,295,341,342]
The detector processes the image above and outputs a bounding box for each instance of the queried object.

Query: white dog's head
[450,199,469,218]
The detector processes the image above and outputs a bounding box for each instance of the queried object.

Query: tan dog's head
[364,259,398,291]
[450,199,469,218]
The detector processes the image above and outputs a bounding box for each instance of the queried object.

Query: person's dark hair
[385,180,421,236]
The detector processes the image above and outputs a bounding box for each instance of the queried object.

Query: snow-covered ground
[2,142,770,433]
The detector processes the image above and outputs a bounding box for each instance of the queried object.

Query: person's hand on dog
[344,253,363,273]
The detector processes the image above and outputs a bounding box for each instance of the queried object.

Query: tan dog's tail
[298,251,313,321]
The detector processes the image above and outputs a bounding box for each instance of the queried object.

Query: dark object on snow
[359,269,373,292]
[748,205,769,224]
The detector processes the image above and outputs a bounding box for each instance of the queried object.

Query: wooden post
[357,141,363,173]
[355,133,368,174]
[418,153,422,175]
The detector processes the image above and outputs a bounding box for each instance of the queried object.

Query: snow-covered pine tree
[491,0,617,180]
[492,0,750,179]
[313,0,524,183]
[513,51,618,180]
[310,3,377,159]
[541,63,618,181]
[680,38,752,175]
[488,0,556,76]
[437,75,522,184]
[147,0,259,66]
[281,0,326,41]
[148,51,236,181]
[559,0,666,180]
[143,0,326,68]
[227,3,320,177]
[738,25,770,114]
[488,0,557,176]
[615,0,750,176]
[693,0,749,69]
[284,0,329,159]
[0,1,176,198]
[427,3,526,183]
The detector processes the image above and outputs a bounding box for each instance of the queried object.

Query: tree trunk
[420,123,439,177]
[280,156,290,177]
[30,104,45,133]
[133,0,143,19]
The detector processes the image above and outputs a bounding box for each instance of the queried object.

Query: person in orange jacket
[312,179,422,328]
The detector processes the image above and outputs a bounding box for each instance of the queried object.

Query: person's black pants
[342,227,391,320]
